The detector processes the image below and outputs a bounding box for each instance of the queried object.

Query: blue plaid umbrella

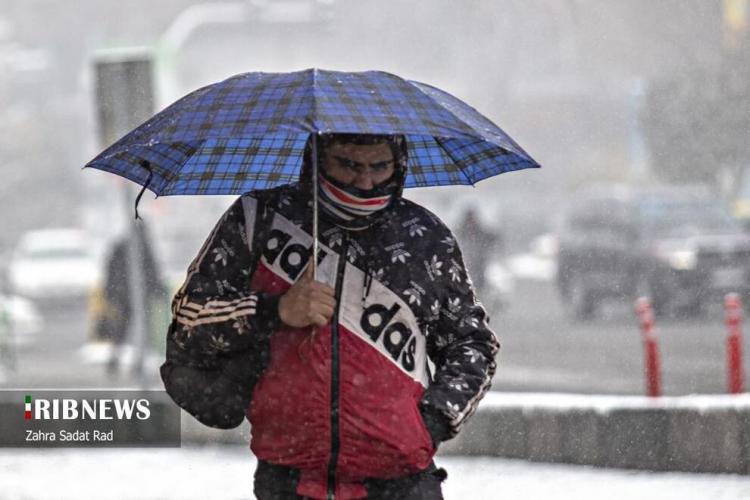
[84,68,540,196]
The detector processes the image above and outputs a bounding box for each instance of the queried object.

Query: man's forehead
[325,142,394,161]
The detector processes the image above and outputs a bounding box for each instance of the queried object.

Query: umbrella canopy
[84,68,540,195]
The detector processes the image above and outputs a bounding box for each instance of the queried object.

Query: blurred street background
[2,0,749,394]
[2,1,750,497]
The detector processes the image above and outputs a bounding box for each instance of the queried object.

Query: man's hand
[278,265,336,328]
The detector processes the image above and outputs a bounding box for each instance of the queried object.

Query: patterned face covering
[317,169,397,230]
[314,134,407,231]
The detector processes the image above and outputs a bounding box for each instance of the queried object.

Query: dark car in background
[556,185,750,319]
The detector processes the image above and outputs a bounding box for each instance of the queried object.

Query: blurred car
[0,294,44,348]
[8,228,103,301]
[507,232,559,282]
[484,259,515,314]
[556,185,750,319]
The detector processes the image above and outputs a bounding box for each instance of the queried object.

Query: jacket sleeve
[160,195,281,428]
[419,232,500,443]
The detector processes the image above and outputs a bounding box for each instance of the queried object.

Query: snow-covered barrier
[438,392,750,474]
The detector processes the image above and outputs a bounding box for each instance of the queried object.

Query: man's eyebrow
[333,155,363,167]
[370,159,395,168]
[332,155,395,169]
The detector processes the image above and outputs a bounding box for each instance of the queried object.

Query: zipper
[327,234,348,500]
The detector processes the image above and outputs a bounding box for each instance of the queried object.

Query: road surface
[1,445,749,500]
[0,276,736,396]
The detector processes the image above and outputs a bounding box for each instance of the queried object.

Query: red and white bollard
[635,297,662,397]
[724,293,744,394]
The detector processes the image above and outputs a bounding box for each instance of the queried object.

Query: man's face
[322,142,395,190]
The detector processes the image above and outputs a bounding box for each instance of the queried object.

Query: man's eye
[338,159,359,170]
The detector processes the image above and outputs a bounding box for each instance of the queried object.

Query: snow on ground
[1,446,749,500]
[481,391,750,412]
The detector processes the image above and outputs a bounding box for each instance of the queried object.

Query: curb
[438,392,750,474]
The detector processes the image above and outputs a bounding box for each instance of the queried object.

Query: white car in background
[0,294,44,348]
[507,233,559,282]
[483,259,515,314]
[7,228,103,301]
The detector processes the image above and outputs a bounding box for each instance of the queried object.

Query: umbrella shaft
[312,133,319,280]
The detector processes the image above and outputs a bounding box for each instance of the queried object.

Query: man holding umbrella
[162,132,497,499]
[86,69,540,499]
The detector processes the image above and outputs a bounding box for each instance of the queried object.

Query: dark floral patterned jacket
[161,182,499,498]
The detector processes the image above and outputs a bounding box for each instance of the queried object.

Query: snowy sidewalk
[1,446,749,499]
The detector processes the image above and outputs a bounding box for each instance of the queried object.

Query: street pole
[94,49,155,387]
[724,293,744,394]
[634,297,662,397]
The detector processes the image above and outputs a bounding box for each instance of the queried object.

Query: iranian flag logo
[24,395,32,420]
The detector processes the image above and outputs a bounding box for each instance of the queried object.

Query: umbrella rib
[406,81,499,187]
[312,68,320,133]
[407,81,494,142]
